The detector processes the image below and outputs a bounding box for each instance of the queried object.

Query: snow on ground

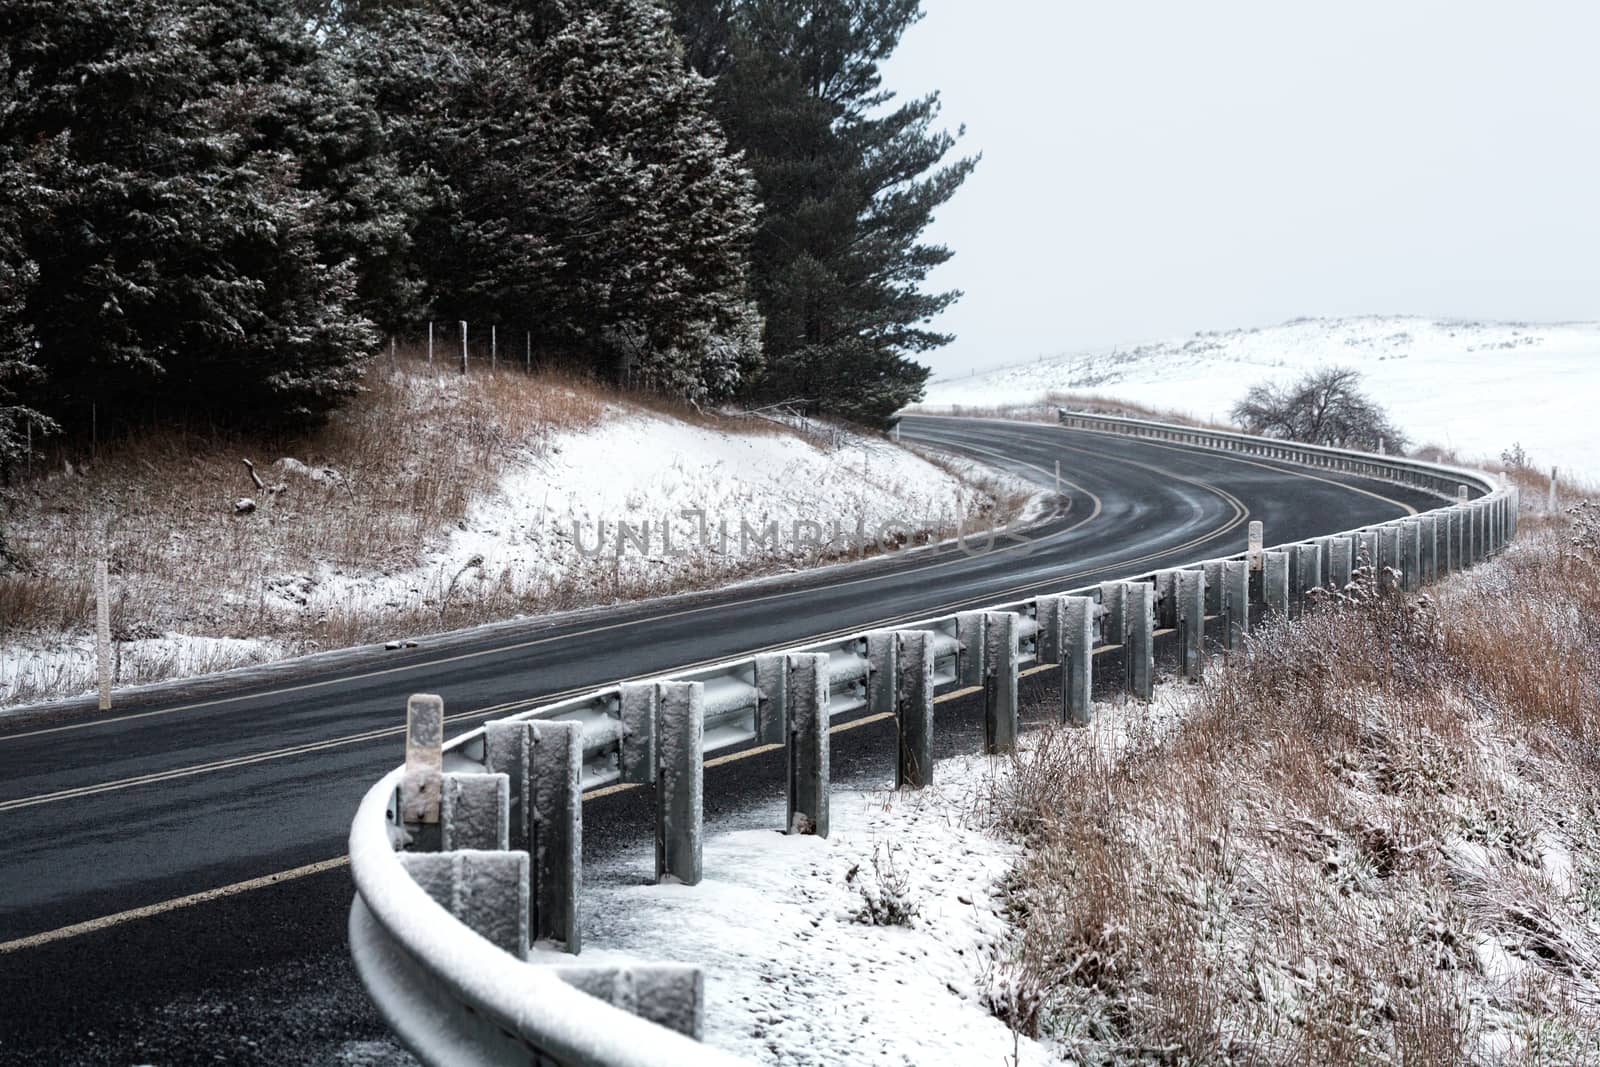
[1,411,1032,710]
[567,751,1051,1066]
[919,316,1600,481]
[563,688,1193,1066]
[302,410,1026,626]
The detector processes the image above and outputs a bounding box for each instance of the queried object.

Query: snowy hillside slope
[2,398,1029,710]
[920,317,1600,479]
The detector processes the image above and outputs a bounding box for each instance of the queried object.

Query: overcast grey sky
[881,1,1600,380]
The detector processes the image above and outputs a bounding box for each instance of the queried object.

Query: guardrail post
[1399,519,1422,592]
[440,772,511,851]
[1178,569,1205,680]
[1378,525,1401,591]
[983,612,1020,754]
[1330,535,1354,590]
[656,681,704,884]
[1418,514,1438,582]
[1035,597,1059,664]
[1154,571,1179,630]
[1203,560,1223,616]
[755,654,787,745]
[620,682,657,785]
[1223,559,1249,649]
[399,850,530,959]
[1124,582,1154,700]
[1293,543,1321,615]
[1315,536,1335,588]
[1061,595,1094,724]
[403,694,445,851]
[786,653,830,836]
[956,611,986,689]
[1443,509,1460,573]
[894,630,935,788]
[485,719,583,952]
[865,630,897,715]
[555,965,706,1040]
[1358,530,1380,576]
[1264,551,1290,619]
[1097,582,1126,647]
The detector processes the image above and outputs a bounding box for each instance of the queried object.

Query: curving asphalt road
[0,416,1444,1063]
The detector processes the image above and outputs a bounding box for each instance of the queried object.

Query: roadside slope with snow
[920,317,1600,480]
[1,372,1030,709]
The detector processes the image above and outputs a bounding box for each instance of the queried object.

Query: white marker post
[427,321,434,367]
[1550,467,1559,510]
[490,324,497,372]
[95,559,111,711]
[1055,459,1061,495]
[459,321,468,375]
[1248,520,1264,572]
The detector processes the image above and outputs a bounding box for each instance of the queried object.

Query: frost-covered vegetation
[0,353,1028,707]
[983,503,1600,1063]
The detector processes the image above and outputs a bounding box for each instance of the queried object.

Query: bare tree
[1232,367,1408,453]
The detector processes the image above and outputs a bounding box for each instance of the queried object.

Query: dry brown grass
[0,346,1027,704]
[0,351,606,646]
[983,502,1600,1064]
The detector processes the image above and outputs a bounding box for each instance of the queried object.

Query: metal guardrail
[348,412,1519,1065]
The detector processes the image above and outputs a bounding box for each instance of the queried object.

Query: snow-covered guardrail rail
[347,411,1518,1066]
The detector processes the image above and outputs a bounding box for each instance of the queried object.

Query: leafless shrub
[1232,366,1408,453]
[847,842,920,927]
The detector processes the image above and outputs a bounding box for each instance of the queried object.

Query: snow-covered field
[919,316,1600,481]
[1,407,1032,711]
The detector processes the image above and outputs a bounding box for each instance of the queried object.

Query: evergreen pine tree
[358,0,763,401]
[0,0,379,432]
[670,0,975,425]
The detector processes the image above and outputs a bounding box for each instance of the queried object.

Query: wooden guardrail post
[1223,559,1249,649]
[1263,551,1290,619]
[1330,534,1354,590]
[983,612,1020,754]
[1154,571,1179,630]
[894,630,935,788]
[865,630,897,715]
[956,611,986,689]
[656,681,704,884]
[1097,582,1126,648]
[1292,543,1321,616]
[1377,524,1400,591]
[400,850,530,959]
[1358,530,1380,575]
[755,654,787,745]
[1124,582,1154,700]
[440,772,511,851]
[1202,560,1223,616]
[484,719,583,952]
[1418,514,1438,582]
[555,965,707,1040]
[620,682,657,785]
[786,654,830,837]
[1060,595,1095,724]
[1399,519,1422,592]
[1178,569,1205,680]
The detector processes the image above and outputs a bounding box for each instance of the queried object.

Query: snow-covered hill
[920,317,1600,480]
